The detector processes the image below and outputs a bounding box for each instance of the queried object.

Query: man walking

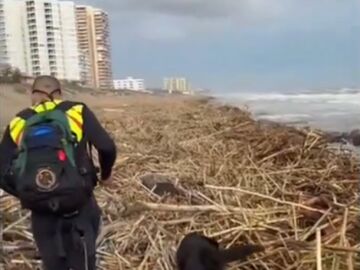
[0,75,117,270]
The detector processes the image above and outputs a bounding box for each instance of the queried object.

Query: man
[0,75,117,270]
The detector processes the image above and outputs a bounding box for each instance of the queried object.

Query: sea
[214,88,360,156]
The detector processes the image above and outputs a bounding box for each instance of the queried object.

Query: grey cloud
[80,0,287,40]
[83,0,284,20]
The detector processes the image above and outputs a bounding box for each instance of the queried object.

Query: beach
[1,84,359,270]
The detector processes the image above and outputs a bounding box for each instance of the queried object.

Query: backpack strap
[17,108,36,121]
[55,100,75,113]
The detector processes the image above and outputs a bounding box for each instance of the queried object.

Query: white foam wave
[219,90,360,105]
[257,113,311,121]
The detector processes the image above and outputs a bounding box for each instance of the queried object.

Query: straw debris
[1,96,359,270]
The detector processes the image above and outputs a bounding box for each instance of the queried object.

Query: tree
[0,66,22,83]
[11,68,22,83]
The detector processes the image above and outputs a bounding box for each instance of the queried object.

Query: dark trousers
[31,196,101,270]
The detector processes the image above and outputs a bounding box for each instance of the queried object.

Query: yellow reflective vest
[9,100,84,146]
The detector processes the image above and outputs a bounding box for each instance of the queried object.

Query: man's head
[31,75,62,105]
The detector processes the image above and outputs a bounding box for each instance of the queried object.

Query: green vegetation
[0,66,22,84]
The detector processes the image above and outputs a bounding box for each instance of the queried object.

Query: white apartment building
[0,0,81,81]
[114,77,145,91]
[59,1,80,81]
[0,0,27,72]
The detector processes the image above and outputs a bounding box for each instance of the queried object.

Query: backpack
[11,102,92,215]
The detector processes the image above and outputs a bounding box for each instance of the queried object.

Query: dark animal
[176,232,264,270]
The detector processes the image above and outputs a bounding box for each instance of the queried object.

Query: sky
[78,0,360,92]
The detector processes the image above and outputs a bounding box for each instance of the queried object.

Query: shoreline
[1,86,359,269]
[1,85,359,155]
[209,94,360,151]
[212,90,360,134]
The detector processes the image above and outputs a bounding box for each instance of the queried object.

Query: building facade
[75,5,113,89]
[0,0,27,72]
[0,0,81,81]
[163,77,191,94]
[59,1,80,81]
[113,77,145,91]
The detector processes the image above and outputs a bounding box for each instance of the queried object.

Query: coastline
[1,87,359,269]
[210,93,360,157]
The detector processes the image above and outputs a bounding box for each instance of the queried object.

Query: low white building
[113,77,145,91]
[163,77,192,94]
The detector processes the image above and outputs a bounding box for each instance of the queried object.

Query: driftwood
[1,96,359,269]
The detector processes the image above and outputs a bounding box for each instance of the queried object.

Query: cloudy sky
[78,0,360,92]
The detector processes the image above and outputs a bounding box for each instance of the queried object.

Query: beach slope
[1,84,359,270]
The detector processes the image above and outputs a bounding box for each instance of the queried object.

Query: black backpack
[11,102,92,215]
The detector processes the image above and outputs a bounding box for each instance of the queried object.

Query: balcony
[26,8,35,13]
[26,1,35,7]
[27,19,36,25]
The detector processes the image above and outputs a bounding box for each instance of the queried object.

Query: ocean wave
[257,113,311,121]
[219,91,360,105]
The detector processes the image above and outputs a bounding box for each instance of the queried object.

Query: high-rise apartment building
[75,5,113,89]
[58,1,80,81]
[24,0,80,81]
[0,0,81,82]
[0,0,27,72]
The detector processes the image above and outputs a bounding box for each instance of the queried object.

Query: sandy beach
[0,84,359,270]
